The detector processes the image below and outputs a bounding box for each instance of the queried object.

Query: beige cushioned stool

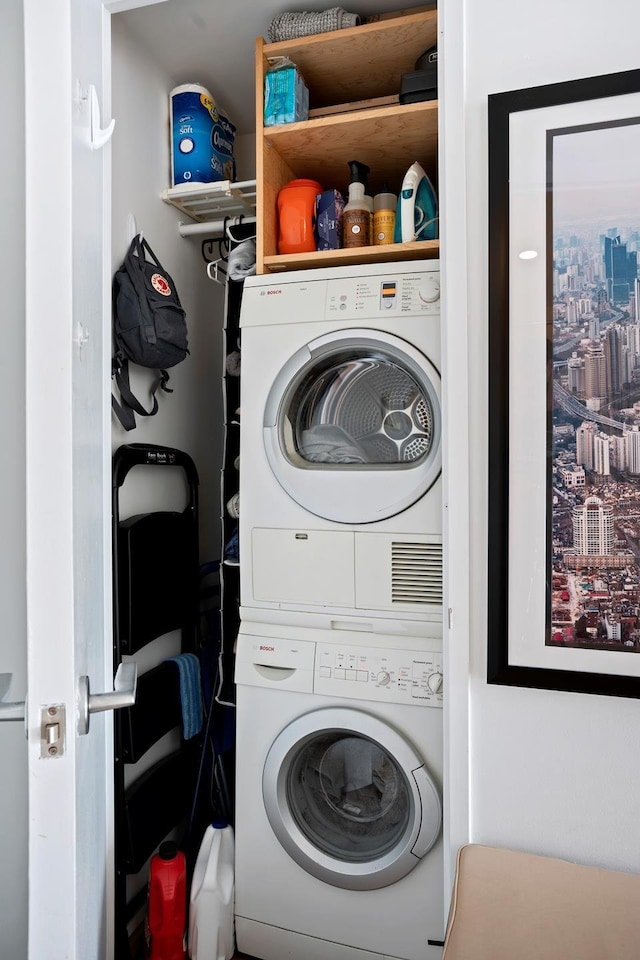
[442,844,640,960]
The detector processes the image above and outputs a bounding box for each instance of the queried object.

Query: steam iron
[394,161,438,242]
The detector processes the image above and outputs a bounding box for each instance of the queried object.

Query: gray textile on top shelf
[300,424,368,463]
[268,7,360,42]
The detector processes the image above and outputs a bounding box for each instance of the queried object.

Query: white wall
[0,0,28,955]
[111,15,226,563]
[461,0,640,871]
[0,0,27,960]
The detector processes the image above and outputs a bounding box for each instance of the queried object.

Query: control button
[376,670,391,686]
[418,276,440,304]
[319,666,331,678]
[427,671,443,694]
[357,670,368,682]
[334,668,345,680]
[345,669,357,681]
[340,303,347,310]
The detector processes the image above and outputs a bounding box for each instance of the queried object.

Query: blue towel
[167,653,203,740]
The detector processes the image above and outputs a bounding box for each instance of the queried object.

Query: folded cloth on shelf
[166,652,203,740]
[300,424,369,463]
[268,7,360,42]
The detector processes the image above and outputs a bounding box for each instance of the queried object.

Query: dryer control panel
[314,641,443,708]
[326,272,440,319]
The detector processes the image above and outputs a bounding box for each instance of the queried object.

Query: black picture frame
[488,69,640,698]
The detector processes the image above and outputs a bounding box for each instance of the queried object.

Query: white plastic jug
[188,821,235,960]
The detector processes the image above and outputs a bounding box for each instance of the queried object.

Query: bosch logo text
[259,645,275,652]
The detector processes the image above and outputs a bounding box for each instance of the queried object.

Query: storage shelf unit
[161,179,257,233]
[256,8,439,273]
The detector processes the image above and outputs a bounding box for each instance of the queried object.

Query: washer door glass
[263,331,442,523]
[288,731,410,862]
[263,708,442,890]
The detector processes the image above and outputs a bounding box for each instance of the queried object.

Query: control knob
[376,670,391,686]
[418,276,440,304]
[427,671,443,694]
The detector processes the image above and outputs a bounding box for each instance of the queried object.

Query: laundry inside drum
[283,348,435,466]
[286,731,411,862]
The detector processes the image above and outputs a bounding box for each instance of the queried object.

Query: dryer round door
[262,707,442,890]
[263,329,441,523]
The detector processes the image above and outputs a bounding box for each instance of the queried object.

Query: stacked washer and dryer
[234,261,445,960]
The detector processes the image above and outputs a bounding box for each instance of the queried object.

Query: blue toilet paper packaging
[170,83,236,187]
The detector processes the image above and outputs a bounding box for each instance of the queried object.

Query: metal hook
[206,258,228,285]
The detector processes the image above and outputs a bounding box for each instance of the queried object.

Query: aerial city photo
[550,119,640,653]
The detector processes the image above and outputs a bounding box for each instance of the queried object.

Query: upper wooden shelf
[261,10,438,109]
[263,100,438,194]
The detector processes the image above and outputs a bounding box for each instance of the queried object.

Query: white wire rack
[161,179,257,238]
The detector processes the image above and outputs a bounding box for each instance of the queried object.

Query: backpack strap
[111,354,171,431]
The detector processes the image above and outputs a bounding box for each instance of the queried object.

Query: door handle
[89,84,115,151]
[0,673,25,722]
[77,661,137,735]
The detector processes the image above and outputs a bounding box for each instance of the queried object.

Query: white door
[23,0,115,956]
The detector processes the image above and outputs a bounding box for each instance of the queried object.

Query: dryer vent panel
[354,533,443,618]
[391,541,443,607]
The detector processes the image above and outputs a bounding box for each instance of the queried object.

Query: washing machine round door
[263,329,441,523]
[262,707,441,890]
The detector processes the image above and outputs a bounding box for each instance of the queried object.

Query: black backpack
[111,235,189,431]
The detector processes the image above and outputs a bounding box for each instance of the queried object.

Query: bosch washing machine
[234,621,445,960]
[238,261,443,632]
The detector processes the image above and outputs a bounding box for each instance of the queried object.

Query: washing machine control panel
[326,274,440,319]
[314,642,443,708]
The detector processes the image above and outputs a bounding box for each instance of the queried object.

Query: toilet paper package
[170,83,236,188]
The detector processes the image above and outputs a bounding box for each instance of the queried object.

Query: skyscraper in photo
[576,420,598,469]
[603,235,638,304]
[572,496,615,555]
[593,433,611,476]
[584,341,607,401]
[568,352,585,396]
[626,426,640,475]
[605,324,623,394]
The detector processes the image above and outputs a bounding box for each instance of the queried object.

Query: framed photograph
[488,69,640,697]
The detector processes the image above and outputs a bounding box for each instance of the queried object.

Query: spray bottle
[343,160,371,248]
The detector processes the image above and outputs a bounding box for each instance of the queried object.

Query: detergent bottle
[145,841,188,960]
[188,820,235,960]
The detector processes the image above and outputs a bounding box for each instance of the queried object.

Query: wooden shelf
[264,100,438,194]
[263,10,437,109]
[263,240,439,273]
[256,8,439,274]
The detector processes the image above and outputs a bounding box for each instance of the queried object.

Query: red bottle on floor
[145,841,187,960]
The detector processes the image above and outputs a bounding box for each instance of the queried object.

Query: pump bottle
[343,161,371,248]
